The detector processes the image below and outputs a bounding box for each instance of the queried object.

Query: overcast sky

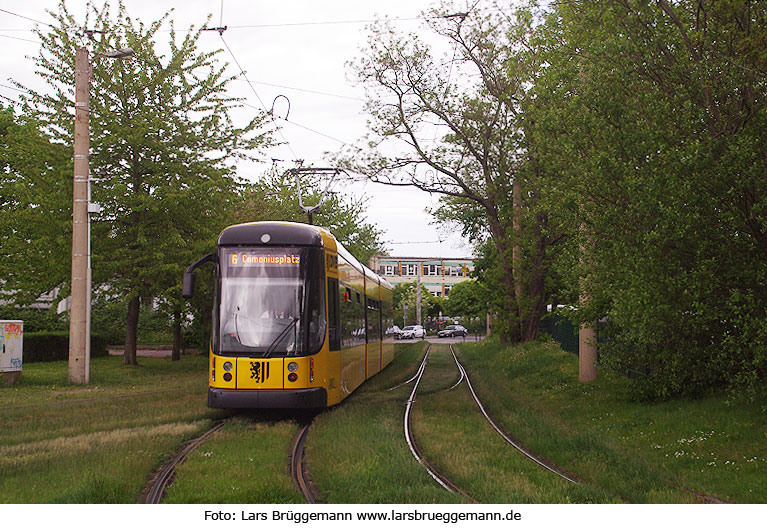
[0,0,479,259]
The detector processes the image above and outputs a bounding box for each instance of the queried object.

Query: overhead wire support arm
[290,167,347,225]
[202,26,228,35]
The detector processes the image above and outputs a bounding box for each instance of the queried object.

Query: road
[395,334,485,344]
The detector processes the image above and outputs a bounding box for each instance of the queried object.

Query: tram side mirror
[182,272,196,299]
[182,252,216,299]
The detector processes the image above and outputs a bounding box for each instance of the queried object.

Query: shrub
[22,332,109,363]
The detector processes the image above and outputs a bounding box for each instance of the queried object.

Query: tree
[391,282,440,327]
[343,1,560,343]
[444,279,488,321]
[529,0,767,397]
[232,169,386,263]
[0,105,70,308]
[17,1,273,365]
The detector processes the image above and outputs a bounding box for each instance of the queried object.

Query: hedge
[22,332,110,363]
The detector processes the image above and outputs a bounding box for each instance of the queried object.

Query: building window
[384,265,395,275]
[424,264,443,276]
[404,263,417,276]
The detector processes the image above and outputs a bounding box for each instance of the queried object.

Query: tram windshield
[215,246,326,356]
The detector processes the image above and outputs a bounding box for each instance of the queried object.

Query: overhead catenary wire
[217,31,299,161]
[0,33,39,44]
[0,7,55,28]
[232,77,364,102]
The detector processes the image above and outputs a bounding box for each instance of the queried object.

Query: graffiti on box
[1,321,23,372]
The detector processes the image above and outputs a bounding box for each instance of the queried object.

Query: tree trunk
[487,210,520,344]
[124,295,140,366]
[172,309,182,361]
[520,211,549,341]
[512,177,524,338]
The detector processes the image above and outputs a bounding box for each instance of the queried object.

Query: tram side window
[340,285,365,347]
[367,298,381,342]
[328,278,340,351]
[381,299,394,339]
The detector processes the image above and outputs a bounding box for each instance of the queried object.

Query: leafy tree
[529,0,767,398]
[17,1,273,365]
[232,169,386,263]
[391,282,440,327]
[444,279,488,321]
[344,1,563,343]
[0,104,70,308]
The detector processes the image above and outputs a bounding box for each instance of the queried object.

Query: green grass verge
[164,415,305,503]
[6,340,759,504]
[412,344,613,502]
[0,354,220,503]
[307,343,462,503]
[454,338,766,503]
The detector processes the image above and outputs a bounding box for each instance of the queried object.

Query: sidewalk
[107,345,199,358]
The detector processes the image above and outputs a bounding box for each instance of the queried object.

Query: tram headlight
[287,362,299,372]
[223,362,232,372]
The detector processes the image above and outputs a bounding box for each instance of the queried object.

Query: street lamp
[68,45,134,384]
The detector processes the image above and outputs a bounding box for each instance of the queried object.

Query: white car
[398,325,426,339]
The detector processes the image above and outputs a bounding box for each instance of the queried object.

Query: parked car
[437,324,467,338]
[398,325,426,340]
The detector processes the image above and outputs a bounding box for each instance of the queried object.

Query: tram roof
[218,221,326,247]
[218,221,391,288]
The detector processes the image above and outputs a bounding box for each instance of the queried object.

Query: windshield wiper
[264,317,299,358]
[233,307,242,344]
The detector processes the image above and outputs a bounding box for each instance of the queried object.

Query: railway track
[449,344,579,484]
[386,346,431,392]
[143,412,321,504]
[144,418,230,504]
[291,419,320,503]
[403,345,477,502]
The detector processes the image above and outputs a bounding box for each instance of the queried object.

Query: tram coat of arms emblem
[249,361,269,383]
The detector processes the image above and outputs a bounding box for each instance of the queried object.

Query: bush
[22,332,110,363]
[0,307,67,333]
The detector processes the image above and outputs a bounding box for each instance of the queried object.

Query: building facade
[368,255,475,297]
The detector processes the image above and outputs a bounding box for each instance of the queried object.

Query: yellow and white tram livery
[183,221,395,409]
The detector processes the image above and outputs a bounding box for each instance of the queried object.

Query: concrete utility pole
[576,57,597,382]
[579,223,597,382]
[68,46,134,384]
[416,262,422,326]
[68,47,90,385]
[579,320,597,382]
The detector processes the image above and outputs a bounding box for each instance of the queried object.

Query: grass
[164,414,306,503]
[0,354,221,502]
[4,339,761,504]
[454,338,766,503]
[307,342,462,503]
[411,344,612,503]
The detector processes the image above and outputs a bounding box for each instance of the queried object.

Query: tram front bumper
[208,387,328,409]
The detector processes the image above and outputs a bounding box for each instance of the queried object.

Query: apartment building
[368,255,475,297]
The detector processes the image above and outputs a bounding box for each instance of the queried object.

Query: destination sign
[229,252,301,266]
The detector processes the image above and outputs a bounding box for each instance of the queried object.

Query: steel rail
[449,345,579,484]
[291,421,319,503]
[403,345,476,501]
[386,347,431,392]
[144,419,229,503]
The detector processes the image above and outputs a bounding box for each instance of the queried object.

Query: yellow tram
[183,221,396,408]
